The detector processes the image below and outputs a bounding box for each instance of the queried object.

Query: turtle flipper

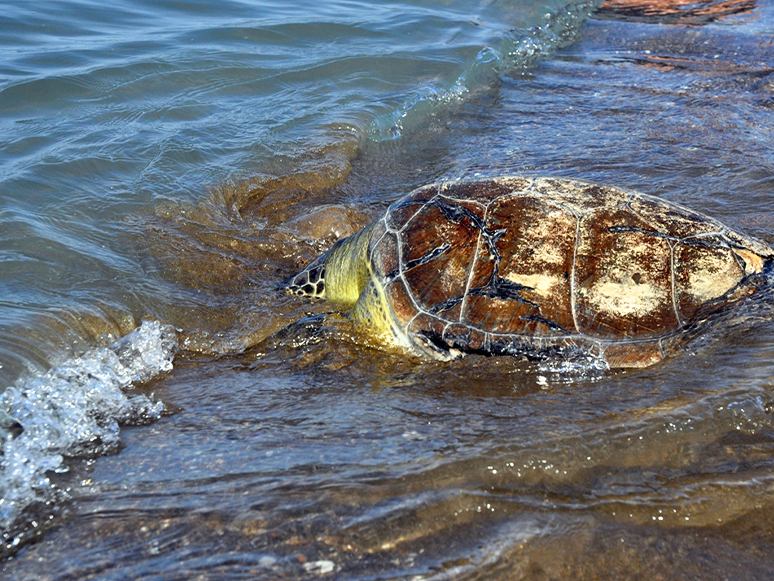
[413,330,463,361]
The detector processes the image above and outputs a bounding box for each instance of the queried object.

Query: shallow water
[2,0,774,579]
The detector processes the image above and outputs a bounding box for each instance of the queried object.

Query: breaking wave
[0,321,176,555]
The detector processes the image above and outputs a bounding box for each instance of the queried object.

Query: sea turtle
[286,177,773,368]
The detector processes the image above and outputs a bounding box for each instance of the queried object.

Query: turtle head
[286,223,375,306]
[287,254,328,299]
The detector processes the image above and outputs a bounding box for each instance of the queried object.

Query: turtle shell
[366,177,773,367]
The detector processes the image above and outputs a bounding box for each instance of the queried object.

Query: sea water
[2,0,774,579]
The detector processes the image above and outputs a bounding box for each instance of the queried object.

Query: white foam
[0,320,177,550]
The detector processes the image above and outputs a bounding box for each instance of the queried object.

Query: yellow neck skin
[322,223,375,306]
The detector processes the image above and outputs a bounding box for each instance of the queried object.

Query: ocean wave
[0,320,176,555]
[369,0,601,141]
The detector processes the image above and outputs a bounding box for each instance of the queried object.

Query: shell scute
[404,259,467,315]
[486,193,577,333]
[371,228,400,280]
[384,277,417,329]
[369,219,387,247]
[400,201,480,313]
[674,243,745,321]
[385,184,439,231]
[628,195,722,239]
[466,239,496,291]
[385,200,425,231]
[462,294,541,336]
[574,206,677,338]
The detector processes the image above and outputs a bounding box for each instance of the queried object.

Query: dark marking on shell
[403,243,451,271]
[470,277,539,307]
[427,198,487,231]
[519,314,571,334]
[428,295,464,314]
